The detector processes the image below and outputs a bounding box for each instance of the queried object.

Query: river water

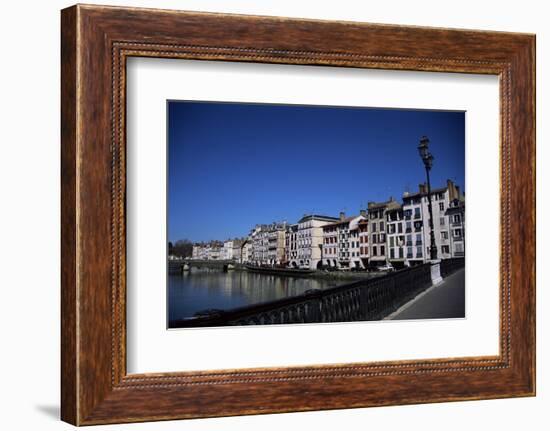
[168,269,351,323]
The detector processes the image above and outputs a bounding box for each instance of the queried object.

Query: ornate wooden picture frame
[61,4,535,425]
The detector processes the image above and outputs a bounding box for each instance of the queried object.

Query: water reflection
[168,268,344,321]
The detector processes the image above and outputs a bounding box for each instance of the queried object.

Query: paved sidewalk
[388,268,465,320]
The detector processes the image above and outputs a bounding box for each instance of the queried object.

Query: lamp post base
[429,260,443,285]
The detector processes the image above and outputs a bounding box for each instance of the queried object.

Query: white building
[208,244,222,260]
[402,179,462,264]
[445,197,465,258]
[293,215,339,270]
[220,240,234,261]
[241,241,253,263]
[285,224,298,267]
[192,243,210,260]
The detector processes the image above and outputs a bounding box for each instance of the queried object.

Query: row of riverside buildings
[191,180,465,270]
[191,239,245,261]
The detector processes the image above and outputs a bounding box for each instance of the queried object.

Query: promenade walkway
[387,268,465,320]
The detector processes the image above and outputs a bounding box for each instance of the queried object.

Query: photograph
[167,101,466,328]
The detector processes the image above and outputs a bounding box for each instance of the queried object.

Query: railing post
[429,260,443,285]
[304,289,321,323]
[359,285,368,320]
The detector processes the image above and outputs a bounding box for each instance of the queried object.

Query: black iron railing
[440,257,465,277]
[171,263,441,328]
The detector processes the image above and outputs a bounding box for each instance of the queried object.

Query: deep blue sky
[168,101,464,243]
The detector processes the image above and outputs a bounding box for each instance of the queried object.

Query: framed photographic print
[61,4,535,425]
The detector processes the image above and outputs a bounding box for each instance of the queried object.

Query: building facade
[386,204,406,268]
[220,240,234,261]
[285,224,298,266]
[249,222,287,266]
[368,199,400,268]
[186,180,464,268]
[402,179,462,264]
[358,218,369,268]
[293,215,339,269]
[446,197,465,258]
[321,211,367,269]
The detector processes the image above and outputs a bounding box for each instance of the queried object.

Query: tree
[171,239,193,258]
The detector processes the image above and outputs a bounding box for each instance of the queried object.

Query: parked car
[377,264,394,272]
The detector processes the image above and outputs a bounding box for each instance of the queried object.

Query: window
[398,223,403,233]
[379,221,384,231]
[454,229,462,237]
[453,214,461,223]
[399,247,404,258]
[442,245,450,254]
[406,221,412,232]
[440,217,446,226]
[389,237,395,247]
[414,207,421,219]
[415,233,422,244]
[372,246,377,256]
[416,246,423,257]
[455,243,464,253]
[380,245,385,255]
[407,247,413,258]
[441,231,449,240]
[439,202,444,211]
[372,223,377,232]
[390,248,395,259]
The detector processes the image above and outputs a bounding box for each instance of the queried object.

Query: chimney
[447,179,458,200]
[359,209,367,217]
[419,183,427,194]
[339,211,346,221]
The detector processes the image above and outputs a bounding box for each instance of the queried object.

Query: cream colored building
[293,215,339,269]
[249,222,287,265]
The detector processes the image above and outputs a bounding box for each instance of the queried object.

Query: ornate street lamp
[418,136,438,261]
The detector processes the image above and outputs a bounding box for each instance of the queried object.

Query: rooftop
[298,214,340,223]
[322,214,366,228]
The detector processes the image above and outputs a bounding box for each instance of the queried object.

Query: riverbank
[175,259,388,281]
[241,265,385,281]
